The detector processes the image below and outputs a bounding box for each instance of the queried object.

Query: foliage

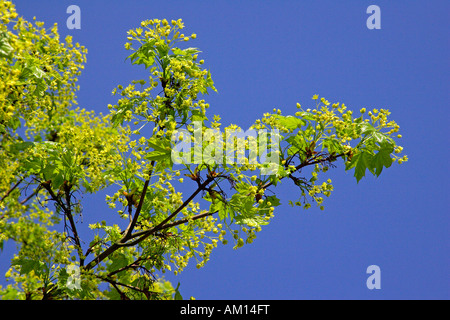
[0,2,407,300]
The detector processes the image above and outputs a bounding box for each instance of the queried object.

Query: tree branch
[84,176,214,271]
[0,177,24,203]
[41,181,68,212]
[20,185,42,205]
[84,242,120,271]
[122,160,155,241]
[261,152,347,190]
[41,181,84,266]
[122,177,214,246]
[96,275,158,300]
[156,210,218,231]
[63,182,84,265]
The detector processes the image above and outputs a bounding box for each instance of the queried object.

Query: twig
[261,152,346,190]
[122,177,214,246]
[122,160,155,240]
[41,181,84,266]
[157,210,218,231]
[0,177,24,203]
[20,185,42,205]
[84,176,214,271]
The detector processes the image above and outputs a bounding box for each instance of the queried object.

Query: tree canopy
[0,2,407,299]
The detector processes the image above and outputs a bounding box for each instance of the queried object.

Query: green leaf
[235,215,268,227]
[57,267,69,286]
[286,135,306,156]
[174,282,183,300]
[126,51,139,63]
[296,111,315,121]
[371,144,394,176]
[126,40,159,69]
[9,141,35,153]
[107,253,128,273]
[0,32,13,58]
[148,138,170,153]
[268,172,280,186]
[351,151,375,183]
[0,287,19,299]
[274,115,305,131]
[28,65,47,79]
[82,177,93,193]
[61,149,74,168]
[111,99,136,126]
[359,122,376,135]
[184,47,201,55]
[12,258,45,276]
[142,55,155,69]
[155,42,169,58]
[234,182,252,194]
[322,137,342,154]
[22,156,41,173]
[172,47,200,58]
[204,70,217,92]
[146,149,171,162]
[146,137,173,169]
[191,109,208,123]
[265,195,281,207]
[357,123,396,155]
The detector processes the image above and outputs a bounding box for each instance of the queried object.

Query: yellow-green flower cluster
[0,1,87,139]
[125,18,195,51]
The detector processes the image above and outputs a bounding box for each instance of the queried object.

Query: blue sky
[3,0,449,299]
